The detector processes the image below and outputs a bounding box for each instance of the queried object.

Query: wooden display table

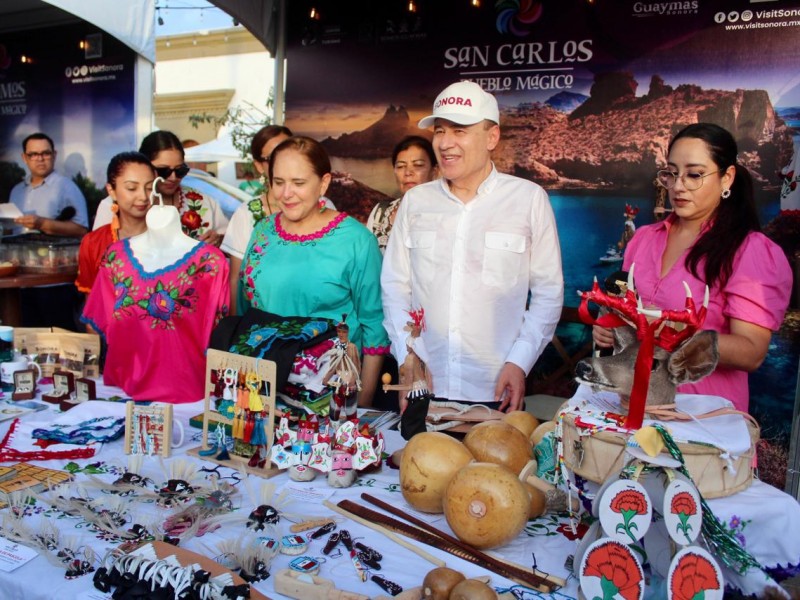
[0,269,77,326]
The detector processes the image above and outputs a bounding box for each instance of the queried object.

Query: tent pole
[273,0,286,125]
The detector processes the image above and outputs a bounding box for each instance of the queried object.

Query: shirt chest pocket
[405,230,436,285]
[482,232,526,287]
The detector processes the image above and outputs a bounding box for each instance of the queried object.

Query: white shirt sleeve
[220,202,254,259]
[92,196,114,230]
[380,196,413,365]
[505,188,564,373]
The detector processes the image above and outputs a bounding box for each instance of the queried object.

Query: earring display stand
[187,349,279,478]
[124,401,174,458]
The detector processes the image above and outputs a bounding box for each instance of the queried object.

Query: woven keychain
[223,368,237,401]
[246,370,263,412]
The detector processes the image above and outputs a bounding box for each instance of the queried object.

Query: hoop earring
[721,189,731,199]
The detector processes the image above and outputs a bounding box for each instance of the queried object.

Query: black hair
[671,122,761,289]
[138,130,184,162]
[106,151,155,188]
[22,132,55,153]
[391,135,436,166]
[251,125,293,160]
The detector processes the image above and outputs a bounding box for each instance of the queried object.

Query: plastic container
[2,234,79,274]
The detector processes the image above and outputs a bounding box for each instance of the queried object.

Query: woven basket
[561,412,759,499]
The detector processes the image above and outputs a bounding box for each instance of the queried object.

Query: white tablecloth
[0,385,580,600]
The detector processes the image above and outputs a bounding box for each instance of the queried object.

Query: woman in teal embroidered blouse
[239,136,390,406]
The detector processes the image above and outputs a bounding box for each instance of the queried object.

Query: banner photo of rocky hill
[285,0,800,452]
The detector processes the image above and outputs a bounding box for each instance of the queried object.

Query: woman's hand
[592,324,615,349]
[199,229,223,247]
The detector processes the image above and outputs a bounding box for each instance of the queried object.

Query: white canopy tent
[184,132,242,162]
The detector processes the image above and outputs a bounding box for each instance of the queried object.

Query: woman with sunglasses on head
[76,152,154,294]
[593,123,792,413]
[93,131,228,246]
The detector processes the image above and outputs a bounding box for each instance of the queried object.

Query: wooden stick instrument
[359,493,565,590]
[323,500,445,567]
[337,498,561,593]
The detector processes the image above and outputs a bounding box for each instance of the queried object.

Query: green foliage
[72,172,106,227]
[188,89,275,161]
[0,161,25,203]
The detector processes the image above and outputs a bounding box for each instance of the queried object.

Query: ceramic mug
[0,356,42,385]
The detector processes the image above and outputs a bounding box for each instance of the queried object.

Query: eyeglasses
[656,169,721,191]
[153,164,190,179]
[25,150,54,160]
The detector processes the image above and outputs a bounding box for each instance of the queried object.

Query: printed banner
[286,0,800,437]
[0,22,137,194]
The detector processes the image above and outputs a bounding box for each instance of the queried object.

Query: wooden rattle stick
[289,518,336,533]
[323,500,445,567]
[273,569,370,600]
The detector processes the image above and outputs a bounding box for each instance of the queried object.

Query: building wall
[153,27,274,183]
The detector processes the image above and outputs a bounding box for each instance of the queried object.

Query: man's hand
[494,362,526,412]
[199,229,223,247]
[592,324,614,348]
[15,215,43,230]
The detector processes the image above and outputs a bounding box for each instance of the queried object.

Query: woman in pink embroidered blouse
[594,123,792,412]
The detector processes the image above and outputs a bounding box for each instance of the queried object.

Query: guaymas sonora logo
[496,0,544,36]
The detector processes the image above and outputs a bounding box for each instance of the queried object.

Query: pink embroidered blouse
[82,239,230,403]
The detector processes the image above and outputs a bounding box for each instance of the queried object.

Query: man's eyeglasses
[656,169,721,191]
[25,150,54,160]
[154,164,190,179]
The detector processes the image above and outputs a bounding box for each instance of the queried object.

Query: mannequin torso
[128,204,199,272]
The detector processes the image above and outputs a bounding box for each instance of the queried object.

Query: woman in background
[593,122,792,413]
[221,125,292,313]
[76,152,154,293]
[93,131,228,246]
[367,136,437,254]
[239,136,389,405]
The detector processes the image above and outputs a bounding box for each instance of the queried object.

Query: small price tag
[0,536,38,572]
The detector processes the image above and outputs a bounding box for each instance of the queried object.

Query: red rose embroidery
[181,210,202,232]
[185,191,203,201]
[583,541,642,600]
[556,522,589,541]
[670,552,720,600]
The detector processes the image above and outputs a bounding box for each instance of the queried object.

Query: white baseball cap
[418,81,500,129]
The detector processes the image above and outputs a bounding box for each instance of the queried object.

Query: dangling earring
[721,189,731,199]
[318,198,326,213]
[259,173,267,186]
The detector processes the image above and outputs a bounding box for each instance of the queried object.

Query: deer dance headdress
[578,265,709,429]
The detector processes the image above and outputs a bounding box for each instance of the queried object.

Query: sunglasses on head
[154,164,190,179]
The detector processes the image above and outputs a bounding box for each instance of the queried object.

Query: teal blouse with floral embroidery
[82,239,230,403]
[238,212,390,355]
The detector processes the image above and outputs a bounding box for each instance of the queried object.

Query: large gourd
[463,420,531,475]
[400,431,474,513]
[443,462,529,549]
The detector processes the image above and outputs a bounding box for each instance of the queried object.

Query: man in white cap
[381,80,563,412]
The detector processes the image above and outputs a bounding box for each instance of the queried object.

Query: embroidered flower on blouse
[146,289,177,321]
